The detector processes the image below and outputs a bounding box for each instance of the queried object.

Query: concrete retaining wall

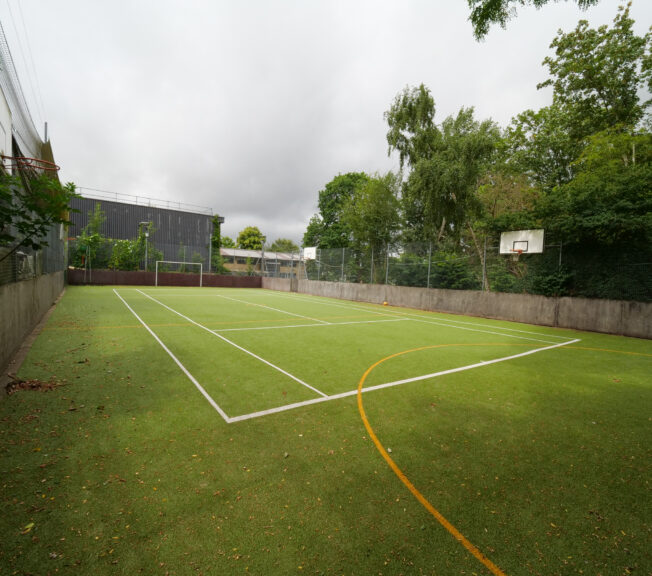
[292,280,650,339]
[261,278,293,292]
[0,271,65,373]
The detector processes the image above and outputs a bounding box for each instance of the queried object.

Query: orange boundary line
[357,344,508,576]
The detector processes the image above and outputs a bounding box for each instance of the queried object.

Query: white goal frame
[155,261,203,287]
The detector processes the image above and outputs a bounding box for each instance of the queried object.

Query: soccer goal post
[155,261,203,287]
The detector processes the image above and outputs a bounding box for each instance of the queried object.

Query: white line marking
[215,293,330,324]
[228,338,581,423]
[113,289,231,422]
[214,317,407,333]
[135,289,328,398]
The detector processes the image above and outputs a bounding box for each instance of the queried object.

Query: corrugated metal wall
[69,197,213,263]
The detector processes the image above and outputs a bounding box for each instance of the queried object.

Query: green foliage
[384,84,438,170]
[539,129,652,245]
[221,235,236,248]
[303,173,369,249]
[74,203,110,268]
[210,215,229,273]
[467,0,599,39]
[0,172,77,260]
[504,104,580,190]
[302,215,323,248]
[108,224,153,271]
[109,239,141,271]
[402,106,500,241]
[269,238,299,252]
[237,226,266,250]
[538,4,651,139]
[342,172,401,251]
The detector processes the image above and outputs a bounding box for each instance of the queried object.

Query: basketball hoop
[510,249,523,262]
[1,155,60,175]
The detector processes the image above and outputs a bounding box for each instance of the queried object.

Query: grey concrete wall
[0,271,65,373]
[294,280,651,339]
[262,277,292,292]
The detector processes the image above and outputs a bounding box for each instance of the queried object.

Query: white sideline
[215,317,407,333]
[214,293,329,324]
[227,337,581,422]
[113,289,230,422]
[135,289,328,398]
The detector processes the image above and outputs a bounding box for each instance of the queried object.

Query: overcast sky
[1,1,650,244]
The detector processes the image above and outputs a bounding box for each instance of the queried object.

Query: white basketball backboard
[302,247,317,260]
[499,229,545,254]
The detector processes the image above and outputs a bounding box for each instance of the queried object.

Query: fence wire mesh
[0,223,66,286]
[64,234,650,303]
[302,240,651,303]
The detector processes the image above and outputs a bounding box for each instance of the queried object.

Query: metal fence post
[370,247,374,284]
[482,236,487,291]
[427,242,432,289]
[385,243,389,285]
[341,247,345,282]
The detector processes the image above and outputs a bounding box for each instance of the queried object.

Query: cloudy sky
[1,0,650,244]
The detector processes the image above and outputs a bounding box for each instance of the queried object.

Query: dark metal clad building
[69,196,214,264]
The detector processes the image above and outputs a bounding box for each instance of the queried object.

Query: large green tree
[501,4,650,194]
[504,104,580,191]
[384,84,438,170]
[342,172,401,251]
[399,106,500,242]
[302,172,369,248]
[539,128,652,244]
[538,4,651,140]
[237,226,266,250]
[221,236,236,248]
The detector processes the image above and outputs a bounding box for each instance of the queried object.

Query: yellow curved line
[357,344,508,576]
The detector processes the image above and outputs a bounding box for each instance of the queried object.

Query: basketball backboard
[499,229,545,254]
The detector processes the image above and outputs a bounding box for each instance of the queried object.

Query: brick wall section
[67,268,261,288]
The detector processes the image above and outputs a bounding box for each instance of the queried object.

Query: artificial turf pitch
[1,286,650,575]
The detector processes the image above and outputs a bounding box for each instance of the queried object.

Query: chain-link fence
[0,223,66,286]
[303,240,651,302]
[67,237,211,275]
[64,233,650,302]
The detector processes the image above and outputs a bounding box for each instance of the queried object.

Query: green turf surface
[1,285,650,575]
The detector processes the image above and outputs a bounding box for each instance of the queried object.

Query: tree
[108,223,158,271]
[342,172,401,251]
[504,104,580,191]
[384,84,438,170]
[302,172,369,248]
[221,236,236,248]
[539,128,652,245]
[467,0,599,39]
[402,106,500,242]
[237,226,265,250]
[211,214,228,273]
[302,215,323,247]
[538,4,651,140]
[269,238,299,252]
[0,172,77,263]
[74,202,110,269]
